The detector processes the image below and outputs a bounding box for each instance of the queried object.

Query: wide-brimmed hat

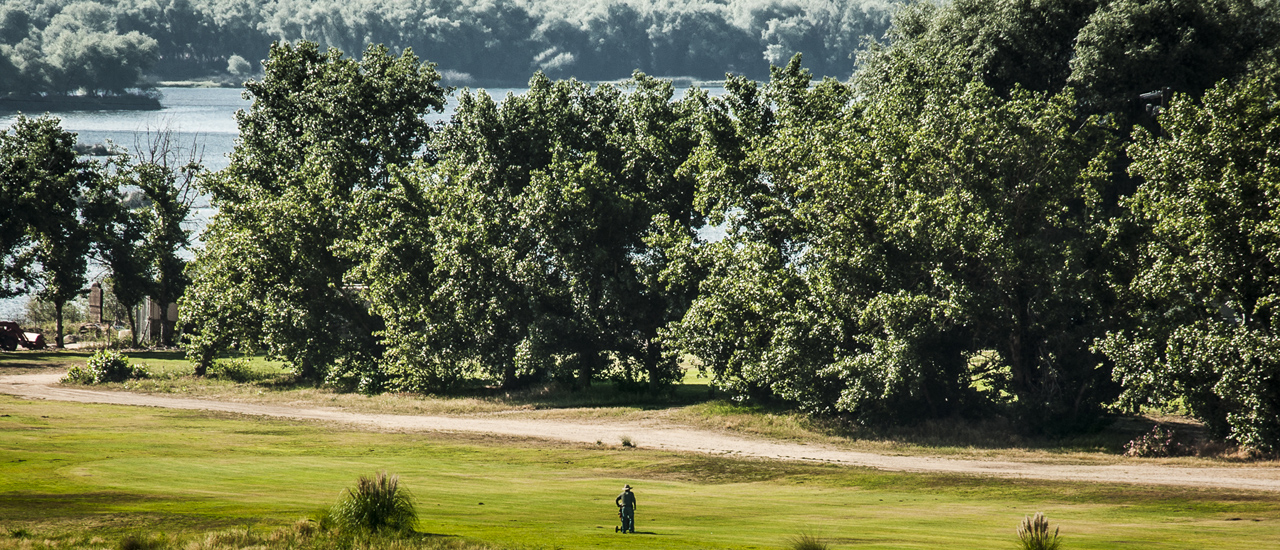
[623,484,631,490]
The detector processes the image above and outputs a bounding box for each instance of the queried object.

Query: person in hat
[615,484,637,533]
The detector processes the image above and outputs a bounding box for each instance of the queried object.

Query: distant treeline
[0,0,894,94]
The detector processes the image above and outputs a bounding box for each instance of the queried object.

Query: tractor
[0,321,46,351]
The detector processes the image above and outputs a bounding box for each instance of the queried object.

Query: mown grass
[1,395,1278,549]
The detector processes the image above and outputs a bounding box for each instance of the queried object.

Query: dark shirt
[616,490,636,509]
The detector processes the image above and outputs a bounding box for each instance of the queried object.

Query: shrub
[117,532,167,550]
[329,471,418,533]
[788,532,830,550]
[1017,512,1061,550]
[619,435,635,447]
[62,350,150,384]
[1124,425,1184,458]
[207,357,256,383]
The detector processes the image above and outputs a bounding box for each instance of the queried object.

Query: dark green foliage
[353,71,704,392]
[329,471,418,534]
[83,129,201,348]
[1069,0,1280,115]
[0,115,100,348]
[670,53,1118,428]
[184,41,447,381]
[63,349,150,384]
[1099,59,1280,453]
[206,357,257,383]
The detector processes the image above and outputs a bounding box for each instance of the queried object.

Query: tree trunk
[502,360,517,389]
[577,349,597,389]
[127,304,138,348]
[645,338,663,394]
[194,347,214,377]
[296,356,318,382]
[54,301,65,349]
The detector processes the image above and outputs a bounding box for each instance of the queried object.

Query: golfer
[615,484,637,533]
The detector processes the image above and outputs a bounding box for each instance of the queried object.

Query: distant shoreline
[0,94,163,113]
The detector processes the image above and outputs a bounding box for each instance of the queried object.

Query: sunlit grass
[0,396,1278,550]
[5,349,1276,464]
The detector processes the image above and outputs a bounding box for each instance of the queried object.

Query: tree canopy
[167,0,1280,454]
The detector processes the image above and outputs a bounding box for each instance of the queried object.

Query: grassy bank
[0,349,1263,464]
[1,395,1278,549]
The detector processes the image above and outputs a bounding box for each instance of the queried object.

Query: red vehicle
[0,321,46,351]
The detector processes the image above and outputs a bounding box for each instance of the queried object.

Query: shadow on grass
[0,491,249,533]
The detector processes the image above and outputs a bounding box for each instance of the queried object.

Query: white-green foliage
[62,349,150,384]
[0,1,157,95]
[1,0,894,89]
[329,472,418,534]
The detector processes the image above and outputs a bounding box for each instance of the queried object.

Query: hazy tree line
[0,117,199,347]
[0,0,893,95]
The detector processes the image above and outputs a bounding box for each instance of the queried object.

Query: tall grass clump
[1017,512,1062,550]
[116,532,167,550]
[788,532,830,550]
[330,471,418,534]
[62,350,150,384]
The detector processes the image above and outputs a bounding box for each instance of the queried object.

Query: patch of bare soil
[4,372,1280,492]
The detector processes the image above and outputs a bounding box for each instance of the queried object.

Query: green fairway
[1,395,1277,549]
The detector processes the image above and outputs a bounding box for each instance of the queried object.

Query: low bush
[1124,425,1184,458]
[62,350,150,384]
[329,471,418,534]
[207,357,256,383]
[1017,512,1061,550]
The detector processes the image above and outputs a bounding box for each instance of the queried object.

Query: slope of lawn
[1,394,1277,550]
[4,349,1239,464]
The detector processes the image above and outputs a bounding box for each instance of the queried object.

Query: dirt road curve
[5,372,1280,492]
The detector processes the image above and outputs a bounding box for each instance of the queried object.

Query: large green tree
[1099,61,1280,452]
[350,72,704,392]
[672,54,1118,428]
[184,41,446,378]
[0,115,97,347]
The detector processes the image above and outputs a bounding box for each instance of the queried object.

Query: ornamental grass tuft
[330,471,418,534]
[788,532,830,550]
[1017,512,1062,550]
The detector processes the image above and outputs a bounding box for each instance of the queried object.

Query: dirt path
[5,372,1280,492]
